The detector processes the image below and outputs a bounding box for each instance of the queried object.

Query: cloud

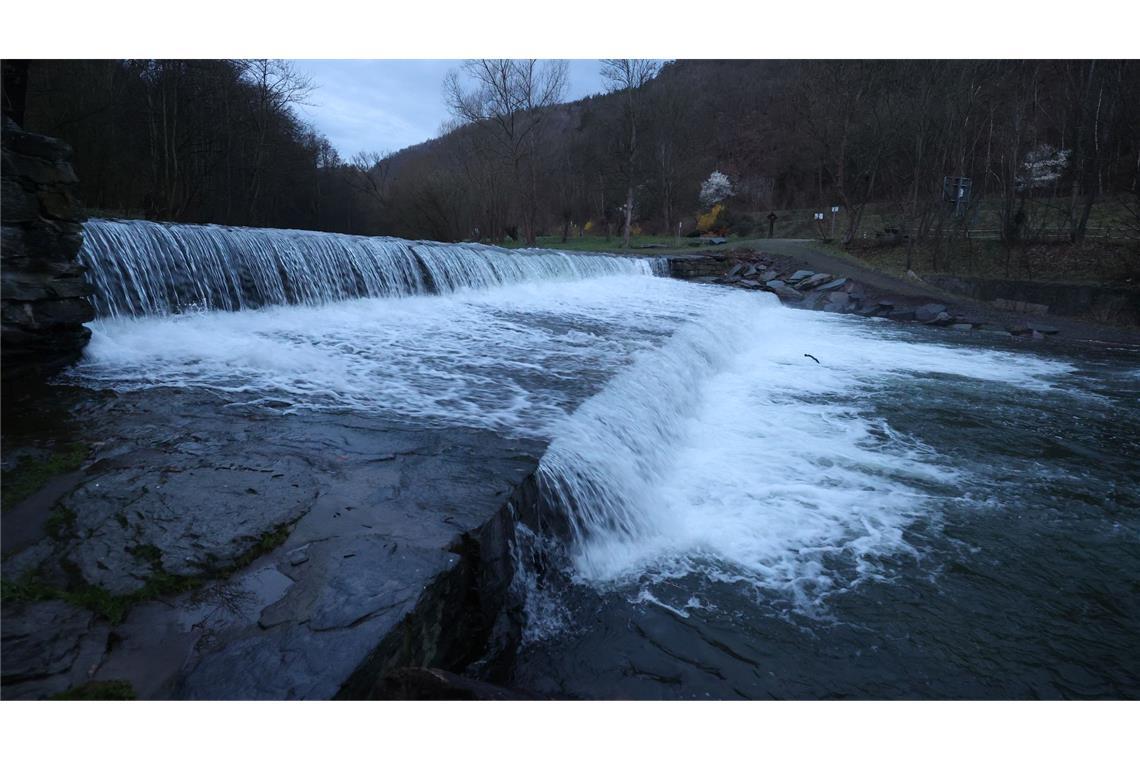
[291,59,605,158]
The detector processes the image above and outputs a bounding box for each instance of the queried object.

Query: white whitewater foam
[537,292,1077,606]
[71,270,1075,609]
[72,275,709,436]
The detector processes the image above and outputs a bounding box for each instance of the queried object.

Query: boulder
[818,277,849,291]
[915,303,949,322]
[929,311,955,326]
[763,280,804,301]
[801,292,826,310]
[795,272,833,290]
[822,292,851,312]
[787,269,815,282]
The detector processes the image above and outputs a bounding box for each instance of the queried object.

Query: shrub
[697,203,725,233]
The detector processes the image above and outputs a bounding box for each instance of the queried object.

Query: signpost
[830,205,840,238]
[814,211,825,239]
[767,212,778,238]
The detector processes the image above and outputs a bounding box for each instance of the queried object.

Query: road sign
[831,206,840,213]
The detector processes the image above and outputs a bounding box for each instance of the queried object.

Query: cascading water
[66,220,1139,698]
[79,219,663,318]
[530,291,1076,608]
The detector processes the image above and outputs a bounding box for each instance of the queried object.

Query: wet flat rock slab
[1,386,543,699]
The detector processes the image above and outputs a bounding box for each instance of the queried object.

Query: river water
[69,220,1140,698]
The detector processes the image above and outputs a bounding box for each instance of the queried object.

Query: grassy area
[844,239,1140,286]
[498,234,707,253]
[748,195,1140,243]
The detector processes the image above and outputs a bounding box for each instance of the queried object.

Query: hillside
[10,59,1140,259]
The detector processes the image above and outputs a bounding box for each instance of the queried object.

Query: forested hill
[9,59,1140,247]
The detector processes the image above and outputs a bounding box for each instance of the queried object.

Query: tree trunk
[623,183,633,248]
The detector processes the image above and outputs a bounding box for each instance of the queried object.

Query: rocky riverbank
[667,247,1140,346]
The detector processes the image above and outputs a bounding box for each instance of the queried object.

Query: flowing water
[71,220,1140,698]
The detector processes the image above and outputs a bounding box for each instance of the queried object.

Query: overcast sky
[291,60,608,160]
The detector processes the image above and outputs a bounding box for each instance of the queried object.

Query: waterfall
[530,291,1074,604]
[79,219,664,318]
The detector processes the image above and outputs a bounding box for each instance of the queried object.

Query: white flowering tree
[699,170,734,208]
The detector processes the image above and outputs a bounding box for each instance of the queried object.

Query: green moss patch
[1,520,297,625]
[1,442,90,511]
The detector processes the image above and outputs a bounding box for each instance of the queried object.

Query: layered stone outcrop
[1,117,93,377]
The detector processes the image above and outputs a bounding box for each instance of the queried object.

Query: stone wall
[923,274,1140,327]
[1,117,93,377]
[666,253,735,279]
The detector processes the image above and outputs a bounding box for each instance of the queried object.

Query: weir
[80,219,663,318]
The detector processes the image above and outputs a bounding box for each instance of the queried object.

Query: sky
[290,60,608,160]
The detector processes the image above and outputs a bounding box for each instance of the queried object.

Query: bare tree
[347,151,392,203]
[241,59,313,224]
[600,59,659,247]
[444,59,568,244]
